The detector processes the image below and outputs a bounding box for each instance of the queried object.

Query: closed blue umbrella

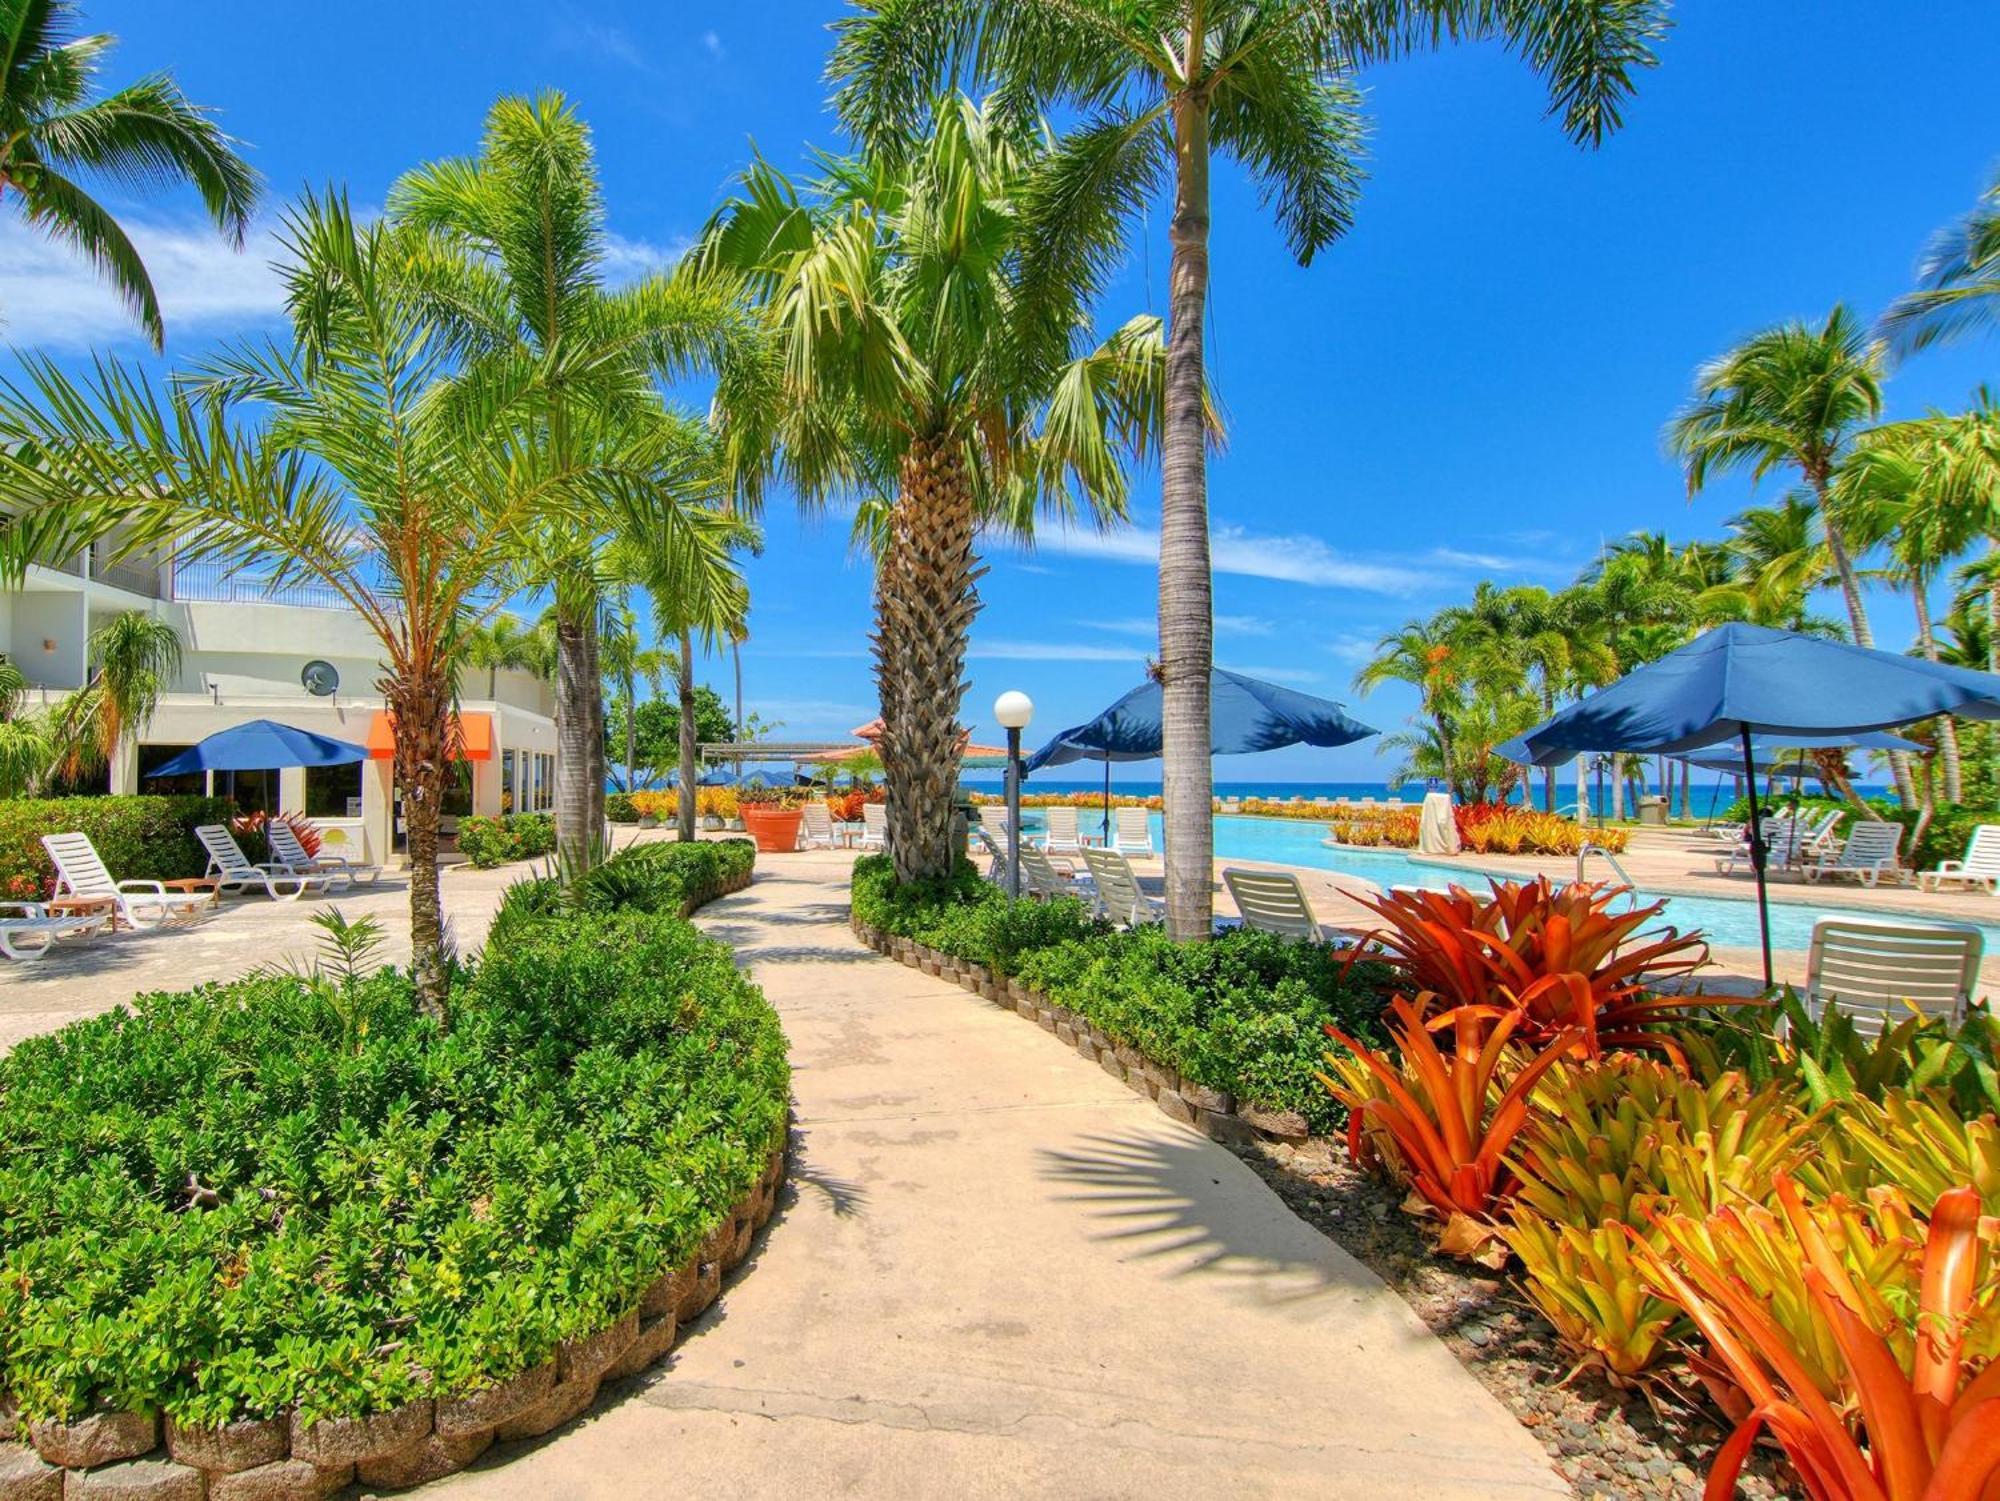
[1024,668,1377,838]
[146,719,367,777]
[1503,624,2000,983]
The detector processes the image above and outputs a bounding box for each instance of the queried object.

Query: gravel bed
[1227,1135,1799,1501]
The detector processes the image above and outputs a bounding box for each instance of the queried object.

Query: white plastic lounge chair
[977,806,1014,843]
[971,825,1008,883]
[1222,868,1323,942]
[267,820,381,885]
[1019,844,1094,902]
[1081,847,1162,928]
[1919,823,2000,894]
[1111,807,1154,858]
[800,802,837,850]
[1714,814,1806,876]
[196,825,342,900]
[858,803,888,853]
[1803,820,1905,887]
[0,901,107,961]
[1040,806,1088,857]
[1800,918,1982,1036]
[41,832,214,929]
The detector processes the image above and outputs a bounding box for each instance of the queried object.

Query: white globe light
[993,690,1035,730]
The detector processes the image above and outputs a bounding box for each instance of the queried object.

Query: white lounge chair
[0,901,108,961]
[1111,807,1154,858]
[858,802,888,853]
[1714,814,1806,876]
[1803,821,1905,887]
[1919,824,2000,894]
[1222,868,1323,942]
[800,802,837,850]
[268,821,381,885]
[977,806,1014,845]
[970,825,1008,883]
[1019,844,1093,902]
[1801,918,1982,1036]
[41,832,214,929]
[196,825,343,900]
[1040,806,1088,858]
[1081,847,1162,928]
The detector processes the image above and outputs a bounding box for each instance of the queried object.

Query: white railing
[1576,842,1636,889]
[169,559,347,610]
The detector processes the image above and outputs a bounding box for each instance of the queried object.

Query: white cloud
[969,639,1147,663]
[1220,663,1321,684]
[702,30,724,59]
[600,230,691,284]
[0,216,289,349]
[1037,522,1436,594]
[1215,614,1275,637]
[556,19,649,69]
[1327,632,1381,666]
[750,698,874,735]
[1075,612,1272,639]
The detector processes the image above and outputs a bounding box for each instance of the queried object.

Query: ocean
[955,774,1888,822]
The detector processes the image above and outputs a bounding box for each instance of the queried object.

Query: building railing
[168,559,348,611]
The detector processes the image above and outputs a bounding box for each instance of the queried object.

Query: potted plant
[737,785,803,852]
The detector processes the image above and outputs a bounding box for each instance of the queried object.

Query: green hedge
[850,855,1389,1131]
[1721,793,2000,871]
[605,792,639,824]
[0,840,784,1427]
[487,839,756,947]
[456,811,557,869]
[0,794,237,900]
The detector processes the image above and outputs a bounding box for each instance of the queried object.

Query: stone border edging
[849,914,1313,1148]
[0,862,780,1500]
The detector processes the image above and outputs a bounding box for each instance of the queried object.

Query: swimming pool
[1020,809,2000,953]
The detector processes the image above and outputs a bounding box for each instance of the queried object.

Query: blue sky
[3,2,1997,781]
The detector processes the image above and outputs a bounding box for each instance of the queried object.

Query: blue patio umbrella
[668,767,732,788]
[1502,624,2000,983]
[1024,668,1378,837]
[1675,729,1925,777]
[146,719,367,778]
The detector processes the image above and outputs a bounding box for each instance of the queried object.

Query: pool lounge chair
[197,825,345,900]
[1222,868,1323,942]
[1800,917,1982,1036]
[1111,807,1154,858]
[40,832,215,929]
[1039,806,1089,858]
[858,803,888,853]
[1919,823,2000,894]
[1081,847,1163,928]
[1714,815,1808,876]
[1803,820,1905,887]
[1020,844,1094,902]
[267,821,382,885]
[0,901,108,961]
[799,802,837,850]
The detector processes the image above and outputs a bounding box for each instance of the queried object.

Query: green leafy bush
[0,842,784,1428]
[851,855,1388,1130]
[456,810,557,868]
[0,794,236,898]
[487,839,755,949]
[605,792,639,823]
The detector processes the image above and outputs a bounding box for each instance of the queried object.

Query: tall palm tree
[830,0,1668,937]
[390,92,744,869]
[1713,494,1832,630]
[696,96,1166,883]
[0,192,613,1019]
[0,0,259,350]
[1667,306,1913,805]
[463,612,548,697]
[1878,171,2000,358]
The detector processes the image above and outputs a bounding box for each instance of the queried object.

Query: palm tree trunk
[623,677,637,794]
[677,631,699,843]
[875,434,980,883]
[1821,492,1920,806]
[553,606,597,868]
[1912,575,1964,802]
[389,667,452,1023]
[1158,88,1214,942]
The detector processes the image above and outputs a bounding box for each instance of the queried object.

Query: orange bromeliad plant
[1348,877,1712,1054]
[1320,994,1580,1257]
[1633,1176,2000,1501]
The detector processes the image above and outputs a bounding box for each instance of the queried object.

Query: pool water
[1020,809,2000,953]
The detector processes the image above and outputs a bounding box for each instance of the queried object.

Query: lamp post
[993,690,1035,900]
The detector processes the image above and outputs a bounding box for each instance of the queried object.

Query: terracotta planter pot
[740,807,803,853]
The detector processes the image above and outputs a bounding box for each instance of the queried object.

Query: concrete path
[429,850,1564,1500]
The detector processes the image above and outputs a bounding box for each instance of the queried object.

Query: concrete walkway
[430,850,1563,1500]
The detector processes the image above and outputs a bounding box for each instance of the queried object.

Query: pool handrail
[1576,843,1637,890]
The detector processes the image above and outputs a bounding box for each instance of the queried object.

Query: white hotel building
[3,542,559,867]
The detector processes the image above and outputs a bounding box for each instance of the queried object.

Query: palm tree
[1667,306,1914,805]
[1878,171,2000,357]
[0,192,613,1019]
[69,608,180,782]
[463,613,548,699]
[0,0,259,350]
[696,96,1166,883]
[830,0,1667,937]
[390,93,744,869]
[1354,616,1468,791]
[1714,495,1832,631]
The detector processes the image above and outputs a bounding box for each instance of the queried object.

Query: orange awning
[365,710,494,761]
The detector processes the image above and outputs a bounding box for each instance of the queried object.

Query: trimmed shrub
[0,841,782,1428]
[605,791,639,823]
[851,855,1387,1130]
[486,838,756,949]
[456,810,557,868]
[0,794,236,899]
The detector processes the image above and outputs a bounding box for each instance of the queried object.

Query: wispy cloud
[554,18,649,69]
[701,29,725,59]
[1221,663,1321,684]
[0,216,289,348]
[600,230,691,283]
[1038,522,1437,594]
[1327,632,1382,666]
[1216,614,1275,637]
[1074,613,1273,639]
[752,698,874,735]
[969,639,1148,663]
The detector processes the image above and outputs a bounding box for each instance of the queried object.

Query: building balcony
[166,559,347,610]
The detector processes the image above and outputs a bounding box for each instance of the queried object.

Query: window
[138,743,203,797]
[500,749,517,814]
[305,761,363,817]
